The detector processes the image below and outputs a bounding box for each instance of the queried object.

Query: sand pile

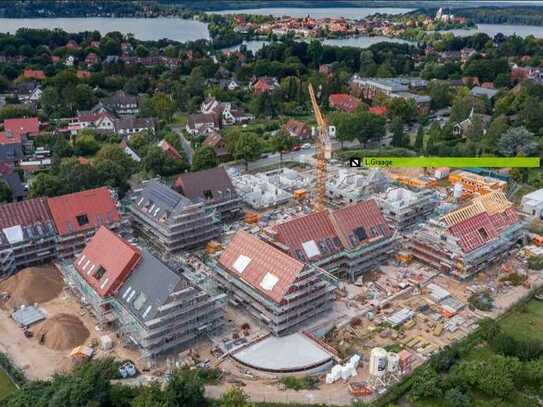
[0,265,63,309]
[35,313,90,351]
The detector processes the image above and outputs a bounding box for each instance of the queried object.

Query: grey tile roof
[115,248,182,322]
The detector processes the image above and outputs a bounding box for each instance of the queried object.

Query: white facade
[522,189,543,218]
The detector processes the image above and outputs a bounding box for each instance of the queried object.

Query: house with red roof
[328,93,362,113]
[410,191,525,279]
[272,200,397,281]
[252,77,280,94]
[213,230,335,336]
[47,186,121,260]
[158,139,183,161]
[0,198,57,277]
[60,226,225,358]
[369,106,387,117]
[22,69,46,81]
[283,119,311,140]
[4,117,40,138]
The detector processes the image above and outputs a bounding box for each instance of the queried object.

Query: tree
[191,145,218,172]
[414,125,424,152]
[387,98,417,123]
[390,118,406,148]
[219,387,252,407]
[142,146,186,177]
[52,136,73,162]
[231,132,261,170]
[479,318,501,342]
[444,387,472,407]
[29,172,64,197]
[271,132,295,163]
[428,82,452,110]
[131,382,167,407]
[0,180,12,203]
[498,127,538,157]
[74,133,100,156]
[410,366,442,400]
[483,115,509,153]
[164,369,206,407]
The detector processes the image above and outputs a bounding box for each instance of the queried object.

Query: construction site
[0,84,541,405]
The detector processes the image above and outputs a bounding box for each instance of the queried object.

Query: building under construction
[61,227,225,359]
[129,180,221,254]
[376,188,438,231]
[211,230,337,336]
[409,191,526,279]
[0,198,57,277]
[270,200,397,281]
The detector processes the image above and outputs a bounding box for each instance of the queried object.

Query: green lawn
[499,300,543,342]
[0,369,16,402]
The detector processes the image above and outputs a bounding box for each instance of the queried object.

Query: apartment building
[376,188,438,231]
[212,230,336,336]
[0,198,57,277]
[47,187,121,260]
[61,227,225,359]
[271,200,397,281]
[129,180,221,254]
[410,191,526,279]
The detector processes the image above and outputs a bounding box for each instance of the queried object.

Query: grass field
[499,299,543,342]
[0,369,16,402]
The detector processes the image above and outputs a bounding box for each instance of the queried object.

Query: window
[94,265,105,280]
[478,227,489,239]
[203,189,214,199]
[76,214,89,226]
[353,227,368,242]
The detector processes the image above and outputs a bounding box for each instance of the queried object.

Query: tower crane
[308,83,329,212]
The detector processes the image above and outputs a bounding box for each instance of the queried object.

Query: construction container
[387,352,400,373]
[293,189,306,200]
[99,335,113,351]
[244,211,259,224]
[433,324,444,337]
[398,350,412,371]
[349,382,373,396]
[206,240,222,254]
[404,319,416,330]
[396,251,412,264]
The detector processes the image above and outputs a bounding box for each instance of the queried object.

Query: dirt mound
[35,313,90,351]
[0,265,63,309]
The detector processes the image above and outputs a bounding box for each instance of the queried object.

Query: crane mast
[308,83,328,212]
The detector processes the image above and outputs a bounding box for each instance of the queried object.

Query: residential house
[158,139,183,161]
[4,117,40,138]
[283,119,311,140]
[211,230,336,336]
[60,227,225,359]
[129,180,222,253]
[186,113,220,136]
[202,130,230,160]
[469,86,499,99]
[0,198,57,277]
[47,187,121,260]
[200,97,253,126]
[114,117,155,136]
[22,69,45,81]
[174,166,242,220]
[252,77,280,94]
[328,94,362,113]
[101,91,139,116]
[0,132,25,165]
[120,139,141,162]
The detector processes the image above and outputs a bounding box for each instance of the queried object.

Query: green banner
[357,157,540,168]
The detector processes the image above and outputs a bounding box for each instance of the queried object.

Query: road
[227,147,316,173]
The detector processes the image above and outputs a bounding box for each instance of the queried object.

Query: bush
[500,272,526,286]
[528,256,543,270]
[279,376,319,391]
[468,291,494,311]
[0,352,25,386]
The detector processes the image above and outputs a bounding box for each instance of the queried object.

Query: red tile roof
[331,200,393,249]
[0,131,23,145]
[448,212,498,253]
[4,117,40,138]
[275,210,342,261]
[158,140,183,161]
[369,106,387,117]
[219,231,304,304]
[47,187,120,236]
[0,198,53,230]
[23,69,46,80]
[328,94,361,113]
[275,200,391,261]
[74,227,141,298]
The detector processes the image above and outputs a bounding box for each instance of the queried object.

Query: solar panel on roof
[260,272,279,291]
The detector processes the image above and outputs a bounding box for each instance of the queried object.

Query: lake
[0,17,210,42]
[449,24,543,38]
[211,7,413,19]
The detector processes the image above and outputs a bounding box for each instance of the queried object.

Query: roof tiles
[219,231,304,304]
